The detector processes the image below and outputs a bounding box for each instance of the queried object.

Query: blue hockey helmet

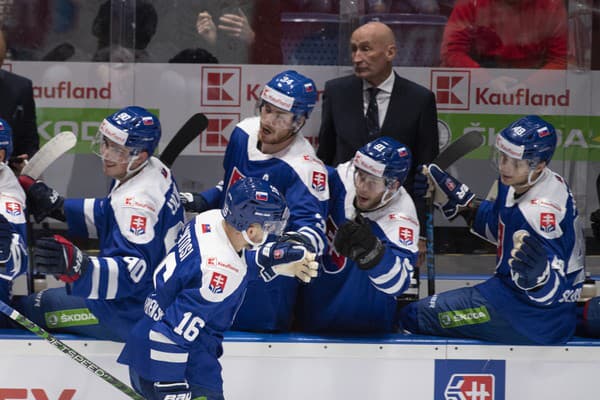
[97,106,161,156]
[0,119,13,162]
[223,177,289,236]
[260,70,318,118]
[353,136,412,186]
[495,115,557,166]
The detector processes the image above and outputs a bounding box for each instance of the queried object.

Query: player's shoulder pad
[282,135,329,201]
[0,172,27,224]
[369,187,420,251]
[519,171,569,240]
[193,210,248,302]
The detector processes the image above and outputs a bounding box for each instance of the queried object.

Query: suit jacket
[0,69,39,158]
[317,72,439,230]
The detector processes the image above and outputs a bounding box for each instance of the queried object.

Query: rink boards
[0,330,599,400]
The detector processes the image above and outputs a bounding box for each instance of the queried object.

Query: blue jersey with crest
[63,157,184,340]
[201,116,328,331]
[472,168,585,344]
[119,210,256,392]
[296,161,418,333]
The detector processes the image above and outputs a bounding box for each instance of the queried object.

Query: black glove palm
[180,192,209,213]
[333,214,385,270]
[0,215,13,263]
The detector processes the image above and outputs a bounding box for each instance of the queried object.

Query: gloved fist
[591,209,600,241]
[18,176,65,223]
[153,381,191,400]
[279,231,317,253]
[180,192,209,214]
[34,235,89,283]
[509,230,550,291]
[256,240,318,283]
[0,215,14,263]
[334,214,385,270]
[423,164,475,220]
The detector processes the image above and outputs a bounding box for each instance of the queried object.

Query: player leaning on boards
[295,137,418,333]
[399,115,585,344]
[0,119,28,328]
[15,106,184,341]
[181,70,328,332]
[118,177,318,400]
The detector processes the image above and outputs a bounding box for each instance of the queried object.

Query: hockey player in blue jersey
[400,115,585,344]
[118,177,318,400]
[295,137,418,333]
[181,70,328,332]
[0,119,28,328]
[15,106,184,341]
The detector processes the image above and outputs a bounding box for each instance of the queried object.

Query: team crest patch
[398,227,414,246]
[445,178,456,191]
[202,224,211,233]
[129,215,147,235]
[209,272,227,294]
[5,202,22,216]
[311,171,326,192]
[540,212,556,233]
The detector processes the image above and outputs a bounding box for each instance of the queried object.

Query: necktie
[366,87,380,136]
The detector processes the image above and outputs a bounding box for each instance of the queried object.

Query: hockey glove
[153,381,191,400]
[0,215,13,263]
[334,214,385,270]
[34,235,89,283]
[591,209,600,241]
[423,164,475,220]
[180,192,209,214]
[256,240,318,283]
[279,231,317,253]
[18,175,65,223]
[508,230,550,291]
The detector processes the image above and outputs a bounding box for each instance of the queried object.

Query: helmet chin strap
[242,230,268,249]
[122,152,148,181]
[513,165,545,190]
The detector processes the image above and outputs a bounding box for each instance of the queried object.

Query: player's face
[258,102,297,150]
[353,168,386,210]
[350,26,395,86]
[97,136,140,180]
[497,152,533,188]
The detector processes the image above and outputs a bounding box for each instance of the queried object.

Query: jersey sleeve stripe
[105,258,119,299]
[149,329,176,345]
[298,226,324,254]
[84,199,97,239]
[369,257,402,285]
[150,349,188,363]
[88,257,101,299]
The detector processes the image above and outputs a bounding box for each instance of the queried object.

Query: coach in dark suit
[0,29,39,172]
[317,21,439,265]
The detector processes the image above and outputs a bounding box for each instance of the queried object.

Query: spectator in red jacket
[440,0,567,69]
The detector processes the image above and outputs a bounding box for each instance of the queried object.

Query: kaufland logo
[431,70,470,110]
[434,359,505,400]
[201,66,241,107]
[200,113,240,154]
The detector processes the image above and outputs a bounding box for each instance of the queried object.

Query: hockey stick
[159,113,208,168]
[0,298,144,400]
[425,130,485,296]
[21,131,77,180]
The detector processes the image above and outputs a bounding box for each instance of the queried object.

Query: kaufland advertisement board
[7,62,600,219]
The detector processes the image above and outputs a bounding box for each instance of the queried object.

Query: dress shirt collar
[363,70,395,94]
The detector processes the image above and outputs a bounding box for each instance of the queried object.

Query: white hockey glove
[509,230,550,291]
[256,240,318,283]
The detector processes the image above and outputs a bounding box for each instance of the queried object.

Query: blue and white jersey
[0,165,28,283]
[201,116,329,331]
[63,157,184,340]
[118,210,251,392]
[296,161,418,333]
[472,168,585,344]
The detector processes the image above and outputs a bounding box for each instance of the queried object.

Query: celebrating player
[118,177,317,400]
[295,137,418,333]
[0,119,28,328]
[181,70,328,332]
[15,106,184,341]
[399,115,585,344]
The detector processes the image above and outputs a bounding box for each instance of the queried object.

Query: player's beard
[258,123,295,152]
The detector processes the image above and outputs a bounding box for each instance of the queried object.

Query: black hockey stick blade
[0,299,144,400]
[434,130,485,169]
[425,129,485,296]
[159,113,208,168]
